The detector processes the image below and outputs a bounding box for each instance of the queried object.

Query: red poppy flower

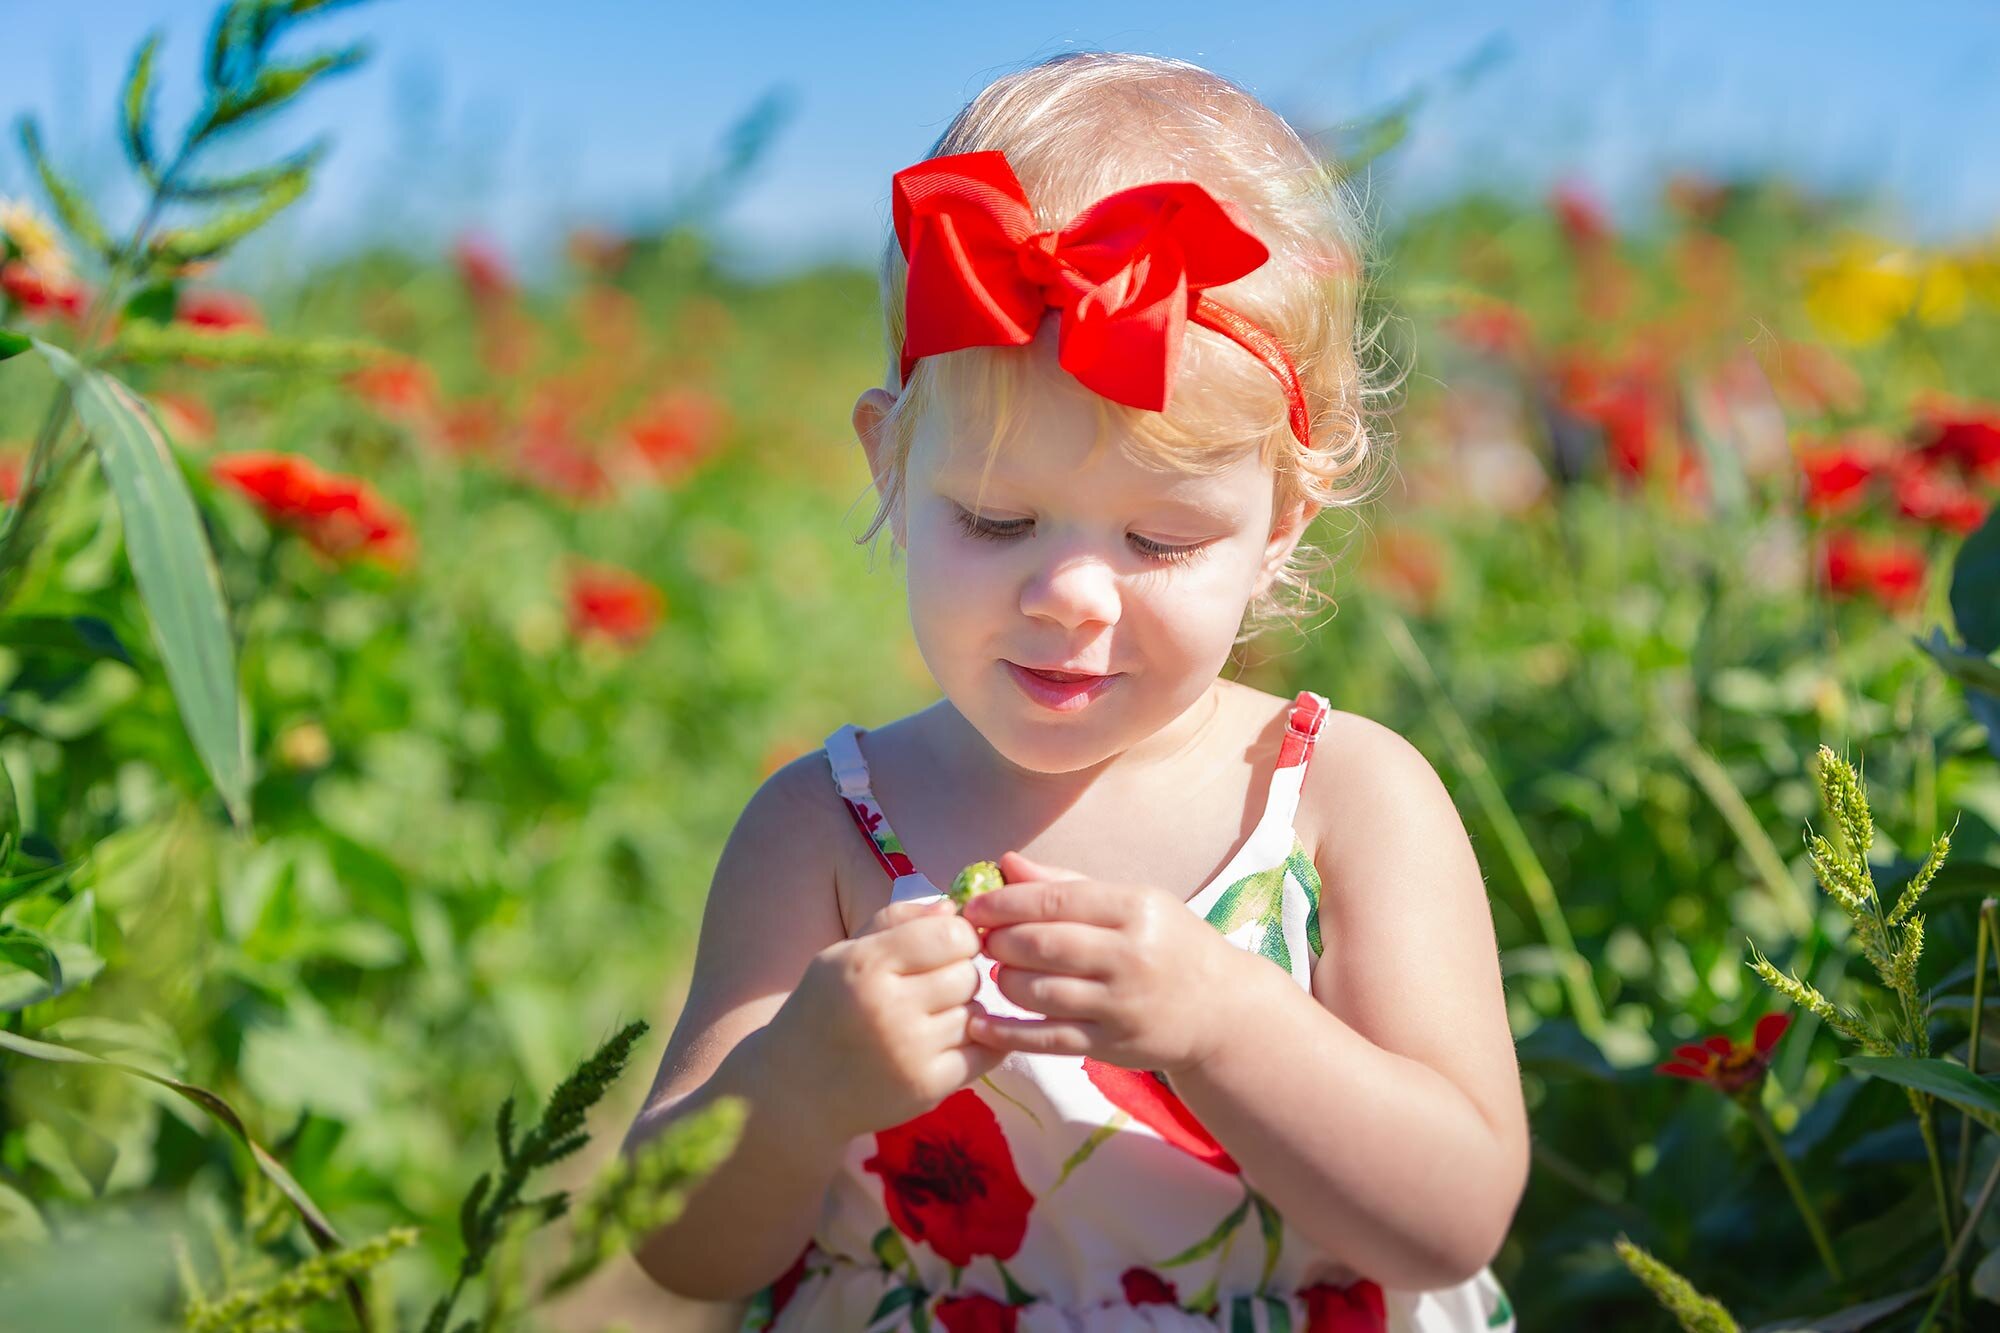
[1301,1278,1388,1333]
[934,1291,1022,1333]
[1082,1059,1238,1174]
[1552,352,1674,484]
[176,289,261,331]
[862,1088,1034,1267]
[1120,1267,1178,1305]
[0,449,23,503]
[1656,1011,1792,1095]
[564,560,664,647]
[210,451,412,567]
[1796,445,1877,515]
[1817,531,1927,609]
[1891,458,1988,535]
[1914,412,2000,485]
[1,261,85,320]
[623,388,727,477]
[454,232,514,304]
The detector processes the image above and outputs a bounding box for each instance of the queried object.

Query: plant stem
[1911,1087,1956,1255]
[1742,1096,1842,1284]
[1951,900,1995,1215]
[1656,703,1817,938]
[1914,1144,2000,1333]
[1376,607,1605,1040]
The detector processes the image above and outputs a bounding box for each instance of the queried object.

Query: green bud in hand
[948,860,1003,910]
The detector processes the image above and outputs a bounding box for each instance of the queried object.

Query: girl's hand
[764,897,1006,1143]
[961,851,1255,1078]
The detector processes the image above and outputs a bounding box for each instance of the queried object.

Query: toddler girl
[625,50,1527,1333]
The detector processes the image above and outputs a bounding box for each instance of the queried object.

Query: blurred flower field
[1,4,1999,1330]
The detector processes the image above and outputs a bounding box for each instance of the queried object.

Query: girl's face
[855,349,1316,779]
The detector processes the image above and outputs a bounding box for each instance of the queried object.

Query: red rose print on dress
[1120,1266,1179,1305]
[864,1088,1035,1266]
[934,1291,1023,1332]
[1301,1278,1388,1333]
[1082,1059,1239,1173]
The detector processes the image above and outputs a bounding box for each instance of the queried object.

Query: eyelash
[951,507,1208,566]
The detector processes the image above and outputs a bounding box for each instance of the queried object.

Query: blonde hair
[859,51,1395,645]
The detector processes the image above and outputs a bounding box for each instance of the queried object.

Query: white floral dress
[740,690,1516,1333]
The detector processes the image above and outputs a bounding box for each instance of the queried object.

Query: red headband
[891,150,1312,448]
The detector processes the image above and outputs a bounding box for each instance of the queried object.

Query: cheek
[905,514,999,630]
[1142,544,1263,635]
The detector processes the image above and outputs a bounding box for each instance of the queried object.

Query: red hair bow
[892,150,1312,447]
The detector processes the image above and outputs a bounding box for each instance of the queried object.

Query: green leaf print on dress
[1205,861,1292,975]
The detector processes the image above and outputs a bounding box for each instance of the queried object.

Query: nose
[1018,537,1122,631]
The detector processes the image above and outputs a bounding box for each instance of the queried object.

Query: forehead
[911,367,1270,513]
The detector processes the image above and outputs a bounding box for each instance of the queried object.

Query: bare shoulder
[629,747,854,1121]
[1296,710,1530,1160]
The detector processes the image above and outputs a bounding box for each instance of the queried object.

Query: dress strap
[822,724,918,883]
[1275,689,1330,770]
[1260,689,1331,831]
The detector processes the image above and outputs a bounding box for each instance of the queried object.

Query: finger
[885,912,983,974]
[967,1010,1096,1057]
[999,850,1088,883]
[962,877,1126,929]
[935,1017,1009,1084]
[981,922,1116,977]
[991,965,1110,1019]
[906,956,984,1014]
[857,896,956,938]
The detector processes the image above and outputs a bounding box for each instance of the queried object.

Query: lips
[1004,660,1120,712]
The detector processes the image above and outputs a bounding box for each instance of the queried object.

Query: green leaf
[1842,1054,2000,1126]
[30,340,251,827]
[0,614,134,665]
[204,0,254,91]
[1953,506,2000,655]
[16,118,111,262]
[0,1024,365,1325]
[866,1287,922,1328]
[200,47,368,139]
[0,751,14,868]
[459,1171,490,1251]
[0,330,29,362]
[1916,628,2000,695]
[1156,1193,1252,1268]
[148,169,308,268]
[0,922,62,1010]
[122,280,177,327]
[120,32,163,182]
[170,139,329,203]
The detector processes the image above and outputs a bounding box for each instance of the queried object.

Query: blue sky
[2,1,1995,283]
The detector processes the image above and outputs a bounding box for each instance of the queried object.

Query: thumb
[999,850,1087,883]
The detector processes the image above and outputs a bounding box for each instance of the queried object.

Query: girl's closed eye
[950,504,1210,566]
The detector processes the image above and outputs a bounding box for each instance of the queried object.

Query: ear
[1252,492,1321,600]
[852,387,905,548]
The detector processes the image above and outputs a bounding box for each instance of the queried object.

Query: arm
[1165,718,1530,1291]
[621,754,854,1303]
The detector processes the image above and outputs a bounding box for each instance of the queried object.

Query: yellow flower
[0,197,72,281]
[1802,238,1916,346]
[1915,256,1968,326]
